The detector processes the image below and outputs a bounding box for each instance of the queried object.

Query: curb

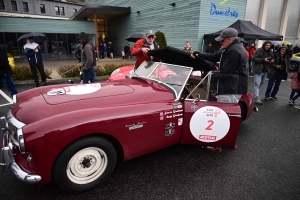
[13,76,110,85]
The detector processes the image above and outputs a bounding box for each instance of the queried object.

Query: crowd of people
[1,28,300,110]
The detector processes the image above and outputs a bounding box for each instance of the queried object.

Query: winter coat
[107,43,114,53]
[77,32,96,70]
[290,72,300,90]
[252,41,275,74]
[0,45,12,78]
[267,47,290,80]
[194,38,248,94]
[124,45,130,54]
[131,38,159,69]
[24,41,43,64]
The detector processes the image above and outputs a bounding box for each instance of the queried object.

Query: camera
[266,56,272,61]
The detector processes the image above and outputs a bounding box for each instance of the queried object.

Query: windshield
[133,61,193,99]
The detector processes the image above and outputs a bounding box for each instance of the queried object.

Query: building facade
[0,0,90,61]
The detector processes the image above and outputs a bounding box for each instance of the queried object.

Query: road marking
[0,90,13,107]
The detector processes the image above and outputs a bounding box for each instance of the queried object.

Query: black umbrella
[125,33,144,42]
[17,32,46,42]
[148,46,216,72]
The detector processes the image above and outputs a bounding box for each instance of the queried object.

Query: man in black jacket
[191,28,248,103]
[0,45,18,97]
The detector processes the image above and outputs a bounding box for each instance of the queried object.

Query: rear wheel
[53,137,117,193]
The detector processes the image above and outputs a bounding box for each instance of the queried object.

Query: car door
[181,72,241,148]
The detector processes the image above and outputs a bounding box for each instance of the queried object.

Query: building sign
[210,1,239,22]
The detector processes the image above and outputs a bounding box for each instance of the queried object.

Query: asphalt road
[0,77,300,200]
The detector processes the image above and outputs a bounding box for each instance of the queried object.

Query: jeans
[82,68,96,84]
[265,72,284,98]
[290,89,300,102]
[253,72,267,100]
[0,76,18,97]
[29,62,47,84]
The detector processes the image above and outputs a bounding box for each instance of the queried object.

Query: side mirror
[192,93,201,104]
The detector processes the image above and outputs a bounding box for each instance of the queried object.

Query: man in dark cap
[77,32,96,84]
[131,30,159,69]
[191,28,248,103]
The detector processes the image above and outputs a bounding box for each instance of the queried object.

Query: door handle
[228,114,241,118]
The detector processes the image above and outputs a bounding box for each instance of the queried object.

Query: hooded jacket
[194,38,248,94]
[0,45,12,78]
[24,40,43,64]
[267,46,290,80]
[78,32,96,70]
[251,41,275,74]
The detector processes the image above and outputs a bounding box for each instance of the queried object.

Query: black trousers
[29,62,47,84]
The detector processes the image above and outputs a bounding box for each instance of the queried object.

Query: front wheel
[53,137,117,193]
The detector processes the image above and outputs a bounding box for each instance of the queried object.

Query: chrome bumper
[1,117,42,184]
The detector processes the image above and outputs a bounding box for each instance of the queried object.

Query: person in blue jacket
[24,37,47,87]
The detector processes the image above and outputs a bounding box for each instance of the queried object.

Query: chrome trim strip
[7,109,25,129]
[228,114,241,118]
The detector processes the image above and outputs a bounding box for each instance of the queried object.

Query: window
[11,1,17,11]
[40,4,45,14]
[0,0,5,10]
[73,8,77,12]
[22,2,28,12]
[55,6,59,15]
[60,7,64,16]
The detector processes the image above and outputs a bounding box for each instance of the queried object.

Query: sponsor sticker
[165,129,175,136]
[126,122,146,130]
[191,104,198,111]
[178,118,183,126]
[190,106,230,143]
[173,102,183,109]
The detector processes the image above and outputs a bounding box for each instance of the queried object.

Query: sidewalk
[14,56,136,84]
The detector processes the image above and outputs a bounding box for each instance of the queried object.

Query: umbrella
[125,33,144,42]
[17,32,46,42]
[148,46,216,72]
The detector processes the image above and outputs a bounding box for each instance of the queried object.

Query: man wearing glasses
[131,30,159,70]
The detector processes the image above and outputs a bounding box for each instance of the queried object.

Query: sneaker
[255,99,263,105]
[288,100,295,106]
[35,83,40,88]
[269,96,278,100]
[40,82,46,86]
[264,96,270,100]
[294,105,300,110]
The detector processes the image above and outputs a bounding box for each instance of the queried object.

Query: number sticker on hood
[47,83,101,96]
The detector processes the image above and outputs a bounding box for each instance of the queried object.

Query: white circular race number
[190,106,230,143]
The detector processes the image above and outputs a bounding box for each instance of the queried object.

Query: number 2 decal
[205,120,214,130]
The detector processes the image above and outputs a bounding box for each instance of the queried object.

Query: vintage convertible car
[1,51,257,193]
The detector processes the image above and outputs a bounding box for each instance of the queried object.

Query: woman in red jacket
[131,30,159,69]
[249,44,257,73]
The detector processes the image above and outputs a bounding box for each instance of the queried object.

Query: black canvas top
[148,46,216,72]
[204,20,283,41]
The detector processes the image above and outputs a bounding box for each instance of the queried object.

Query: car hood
[12,80,173,124]
[42,82,134,105]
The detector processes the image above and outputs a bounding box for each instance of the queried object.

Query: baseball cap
[146,30,155,37]
[215,28,238,41]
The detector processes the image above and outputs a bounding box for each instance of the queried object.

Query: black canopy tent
[203,20,283,41]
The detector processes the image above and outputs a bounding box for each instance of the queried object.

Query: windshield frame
[132,61,193,101]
